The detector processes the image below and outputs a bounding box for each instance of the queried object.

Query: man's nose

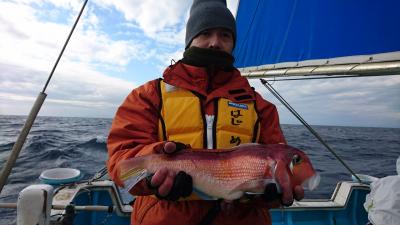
[208,34,222,49]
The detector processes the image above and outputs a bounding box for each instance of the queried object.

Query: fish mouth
[302,173,320,191]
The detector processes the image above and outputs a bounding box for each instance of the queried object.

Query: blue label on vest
[228,102,248,110]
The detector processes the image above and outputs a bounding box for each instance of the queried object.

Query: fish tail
[118,157,150,191]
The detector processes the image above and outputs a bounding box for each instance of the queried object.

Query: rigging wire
[259,78,362,183]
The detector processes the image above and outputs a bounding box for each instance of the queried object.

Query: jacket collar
[163,61,255,103]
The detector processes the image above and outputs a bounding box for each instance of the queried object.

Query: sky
[0,0,399,128]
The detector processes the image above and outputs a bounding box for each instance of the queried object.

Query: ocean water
[0,115,399,223]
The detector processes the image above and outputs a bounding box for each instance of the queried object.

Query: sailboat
[1,0,399,224]
[234,1,400,224]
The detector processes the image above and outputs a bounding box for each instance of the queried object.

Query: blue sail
[233,0,400,68]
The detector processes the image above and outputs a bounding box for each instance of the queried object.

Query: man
[107,0,303,224]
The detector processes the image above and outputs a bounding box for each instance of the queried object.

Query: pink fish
[118,143,320,200]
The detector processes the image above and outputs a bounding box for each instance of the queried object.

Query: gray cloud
[250,76,400,128]
[0,61,134,118]
[1,0,398,129]
[0,16,30,40]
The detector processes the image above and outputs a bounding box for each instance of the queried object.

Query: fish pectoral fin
[118,156,151,191]
[233,179,277,195]
[120,167,150,191]
[244,191,263,195]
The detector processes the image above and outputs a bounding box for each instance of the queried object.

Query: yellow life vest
[158,80,260,149]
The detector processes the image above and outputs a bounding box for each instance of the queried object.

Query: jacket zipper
[205,115,214,149]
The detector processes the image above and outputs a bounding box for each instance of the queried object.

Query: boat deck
[50,180,369,225]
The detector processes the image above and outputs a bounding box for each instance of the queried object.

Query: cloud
[65,29,153,69]
[249,76,400,127]
[1,0,398,128]
[0,61,135,117]
[227,0,239,17]
[1,1,155,71]
[0,1,141,117]
[155,49,185,73]
[95,0,190,41]
[88,0,240,72]
[93,0,238,45]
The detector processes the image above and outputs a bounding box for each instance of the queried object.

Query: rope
[88,166,108,184]
[259,79,362,183]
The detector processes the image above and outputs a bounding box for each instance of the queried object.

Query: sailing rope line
[259,78,362,183]
[346,56,373,75]
[88,166,108,184]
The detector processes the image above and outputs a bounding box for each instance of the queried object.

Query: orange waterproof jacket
[107,62,286,225]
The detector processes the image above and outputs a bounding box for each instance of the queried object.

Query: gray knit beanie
[185,0,236,49]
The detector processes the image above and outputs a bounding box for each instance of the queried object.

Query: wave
[1,116,399,200]
[0,142,14,152]
[75,137,107,150]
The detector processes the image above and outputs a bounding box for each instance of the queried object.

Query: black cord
[260,79,362,183]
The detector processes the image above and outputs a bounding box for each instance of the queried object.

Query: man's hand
[149,141,193,200]
[261,158,305,206]
[155,141,188,155]
[262,183,304,207]
[149,170,192,201]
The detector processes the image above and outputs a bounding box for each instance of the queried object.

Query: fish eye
[292,154,302,165]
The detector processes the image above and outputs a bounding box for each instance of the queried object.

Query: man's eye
[200,31,210,36]
[222,32,232,38]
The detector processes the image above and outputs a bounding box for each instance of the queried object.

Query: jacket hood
[162,61,255,104]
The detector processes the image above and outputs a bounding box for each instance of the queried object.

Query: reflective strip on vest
[158,80,259,148]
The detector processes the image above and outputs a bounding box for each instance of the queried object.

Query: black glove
[147,171,193,201]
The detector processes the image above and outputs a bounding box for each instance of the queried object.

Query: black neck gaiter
[181,47,235,71]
